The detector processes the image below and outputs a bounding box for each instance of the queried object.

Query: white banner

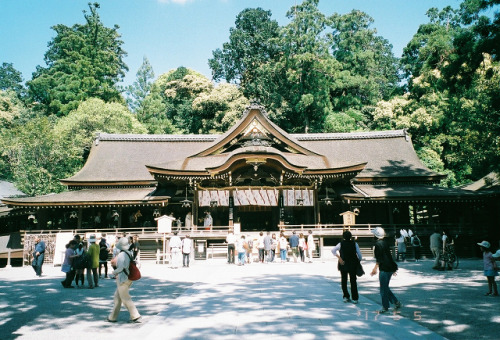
[284,189,314,206]
[198,190,230,207]
[233,189,279,206]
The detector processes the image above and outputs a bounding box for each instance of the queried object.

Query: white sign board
[233,223,241,235]
[54,232,75,266]
[156,215,176,234]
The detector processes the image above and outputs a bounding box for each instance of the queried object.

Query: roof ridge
[97,130,406,143]
[97,133,219,143]
[293,130,406,141]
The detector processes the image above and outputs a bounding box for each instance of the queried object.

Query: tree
[400,6,460,95]
[266,0,338,132]
[2,116,74,195]
[0,90,36,181]
[192,83,249,133]
[140,67,250,134]
[328,10,400,112]
[54,98,147,162]
[126,56,155,113]
[27,3,128,116]
[0,63,24,96]
[209,7,280,100]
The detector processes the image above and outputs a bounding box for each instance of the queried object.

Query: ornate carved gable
[192,104,320,157]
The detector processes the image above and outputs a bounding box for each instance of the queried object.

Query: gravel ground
[355,258,499,340]
[0,257,498,340]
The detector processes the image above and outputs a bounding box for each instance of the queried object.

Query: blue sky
[1,0,463,87]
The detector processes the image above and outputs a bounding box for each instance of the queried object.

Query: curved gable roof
[193,104,320,157]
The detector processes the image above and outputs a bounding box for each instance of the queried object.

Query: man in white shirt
[182,235,193,268]
[226,230,236,264]
[170,231,182,269]
[307,230,316,263]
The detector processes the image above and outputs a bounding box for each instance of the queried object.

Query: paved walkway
[0,258,449,340]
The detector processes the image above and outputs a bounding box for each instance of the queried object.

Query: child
[477,241,498,296]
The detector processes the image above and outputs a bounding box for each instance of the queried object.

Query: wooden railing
[279,224,381,236]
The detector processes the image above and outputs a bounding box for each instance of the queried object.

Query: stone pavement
[0,257,451,340]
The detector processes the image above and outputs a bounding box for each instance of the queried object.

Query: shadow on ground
[358,260,499,340]
[0,275,191,340]
[143,272,441,340]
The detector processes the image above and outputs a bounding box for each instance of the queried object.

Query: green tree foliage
[209,7,280,99]
[126,56,155,113]
[210,0,400,133]
[54,98,147,162]
[192,83,249,133]
[27,3,128,116]
[2,116,74,195]
[381,2,500,185]
[140,67,248,134]
[1,97,147,195]
[273,0,336,132]
[328,10,400,110]
[0,63,24,96]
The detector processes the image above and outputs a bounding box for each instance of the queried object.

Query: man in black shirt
[370,227,402,313]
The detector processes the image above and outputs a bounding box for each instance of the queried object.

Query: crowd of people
[224,230,317,265]
[32,224,498,322]
[60,233,140,289]
[59,233,142,322]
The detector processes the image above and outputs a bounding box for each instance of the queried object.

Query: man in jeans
[226,230,236,264]
[370,227,402,314]
[32,237,46,277]
[289,231,300,263]
[182,235,192,267]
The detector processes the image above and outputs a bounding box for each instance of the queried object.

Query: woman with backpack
[107,237,142,323]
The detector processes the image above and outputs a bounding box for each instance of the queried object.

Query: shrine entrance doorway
[236,206,280,232]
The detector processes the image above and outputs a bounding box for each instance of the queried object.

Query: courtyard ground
[0,256,497,339]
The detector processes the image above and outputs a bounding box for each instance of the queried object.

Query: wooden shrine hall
[2,104,498,260]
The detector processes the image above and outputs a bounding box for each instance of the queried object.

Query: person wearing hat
[87,235,100,288]
[477,241,498,296]
[107,236,142,323]
[370,227,402,313]
[493,250,500,260]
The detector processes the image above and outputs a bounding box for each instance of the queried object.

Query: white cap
[477,240,491,249]
[371,227,385,239]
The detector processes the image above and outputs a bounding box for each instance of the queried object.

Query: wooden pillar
[314,188,320,225]
[118,207,122,228]
[193,188,198,231]
[228,191,234,227]
[279,189,285,226]
[77,208,83,229]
